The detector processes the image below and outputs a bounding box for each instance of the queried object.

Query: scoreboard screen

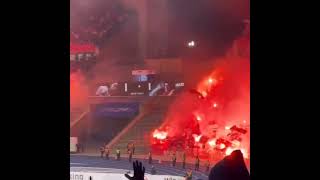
[93,81,185,96]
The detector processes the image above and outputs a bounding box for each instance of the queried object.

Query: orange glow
[232,140,241,147]
[213,103,218,108]
[193,134,202,142]
[151,48,250,159]
[208,139,216,147]
[219,143,226,149]
[201,91,208,97]
[153,129,168,140]
[240,148,249,159]
[225,147,233,156]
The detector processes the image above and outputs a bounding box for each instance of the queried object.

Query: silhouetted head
[208,150,249,180]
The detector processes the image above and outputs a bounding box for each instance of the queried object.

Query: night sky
[167,0,250,57]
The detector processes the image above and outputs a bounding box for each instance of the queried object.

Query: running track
[71,155,209,180]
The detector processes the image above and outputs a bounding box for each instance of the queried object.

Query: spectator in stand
[96,85,109,96]
[70,0,128,46]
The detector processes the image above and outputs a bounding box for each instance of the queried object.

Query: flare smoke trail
[156,28,250,158]
[70,71,89,108]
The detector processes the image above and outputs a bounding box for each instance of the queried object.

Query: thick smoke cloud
[159,29,250,158]
[70,70,89,108]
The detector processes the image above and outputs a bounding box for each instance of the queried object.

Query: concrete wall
[145,58,182,74]
[120,0,147,59]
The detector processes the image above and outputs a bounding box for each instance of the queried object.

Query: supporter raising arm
[125,160,145,180]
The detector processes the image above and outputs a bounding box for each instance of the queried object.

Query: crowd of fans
[70,0,130,46]
[70,0,132,74]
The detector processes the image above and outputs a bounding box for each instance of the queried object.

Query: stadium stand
[109,97,175,154]
[112,112,165,154]
[70,1,250,179]
[70,108,89,145]
[75,96,153,153]
[70,107,87,123]
[70,0,130,46]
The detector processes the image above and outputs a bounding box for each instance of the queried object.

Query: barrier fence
[70,171,184,180]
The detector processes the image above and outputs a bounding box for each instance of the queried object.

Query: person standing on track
[116,148,121,160]
[80,142,85,153]
[205,159,210,173]
[148,152,152,164]
[132,143,135,155]
[105,146,110,160]
[195,154,200,171]
[100,145,105,158]
[172,152,177,167]
[127,142,131,154]
[128,149,133,162]
[182,151,186,169]
[76,143,80,153]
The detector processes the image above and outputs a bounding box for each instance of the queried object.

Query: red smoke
[153,26,250,159]
[70,71,89,109]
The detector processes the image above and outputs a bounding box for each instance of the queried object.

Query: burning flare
[193,134,202,142]
[153,129,168,140]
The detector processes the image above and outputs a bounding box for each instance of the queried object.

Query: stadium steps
[70,107,90,144]
[106,97,160,147]
[70,108,89,127]
[112,112,166,154]
[83,97,158,153]
[70,108,86,124]
[110,97,174,155]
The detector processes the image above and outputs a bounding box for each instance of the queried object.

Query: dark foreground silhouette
[125,160,145,180]
[124,150,250,180]
[209,150,250,180]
